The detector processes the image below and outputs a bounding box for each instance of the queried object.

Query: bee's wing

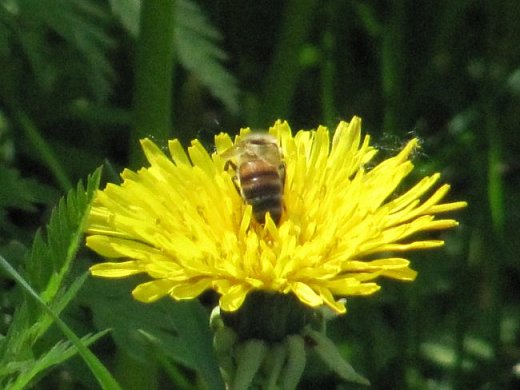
[220,143,243,159]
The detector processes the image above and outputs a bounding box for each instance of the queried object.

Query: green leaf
[109,0,141,36]
[167,300,225,389]
[176,0,239,113]
[1,168,101,360]
[0,0,113,105]
[81,277,225,389]
[24,167,101,298]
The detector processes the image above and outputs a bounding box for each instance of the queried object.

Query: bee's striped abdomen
[239,160,283,224]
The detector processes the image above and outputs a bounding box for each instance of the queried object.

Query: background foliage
[0,0,519,389]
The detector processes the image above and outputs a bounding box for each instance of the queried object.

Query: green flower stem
[121,2,176,387]
[260,0,319,125]
[132,0,176,167]
[16,110,72,192]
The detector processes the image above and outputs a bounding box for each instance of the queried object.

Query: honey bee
[222,133,285,225]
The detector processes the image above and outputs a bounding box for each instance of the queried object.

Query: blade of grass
[15,110,73,192]
[481,2,506,384]
[8,330,111,390]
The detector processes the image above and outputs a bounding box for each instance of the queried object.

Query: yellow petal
[219,284,250,312]
[290,282,323,307]
[132,279,175,303]
[171,279,213,299]
[90,261,143,277]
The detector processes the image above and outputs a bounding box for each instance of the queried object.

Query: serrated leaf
[1,168,102,359]
[109,0,140,36]
[176,0,239,113]
[29,273,91,344]
[4,0,114,101]
[0,168,115,388]
[25,167,101,298]
[0,254,121,390]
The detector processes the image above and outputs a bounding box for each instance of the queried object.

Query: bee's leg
[279,162,287,215]
[231,175,241,195]
[224,160,241,196]
[279,162,286,191]
[224,160,237,172]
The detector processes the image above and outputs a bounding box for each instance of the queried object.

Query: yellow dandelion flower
[86,117,466,315]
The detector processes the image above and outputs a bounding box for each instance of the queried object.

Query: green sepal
[262,342,287,389]
[304,328,370,386]
[213,326,238,384]
[281,334,306,390]
[232,339,267,390]
[221,291,315,342]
